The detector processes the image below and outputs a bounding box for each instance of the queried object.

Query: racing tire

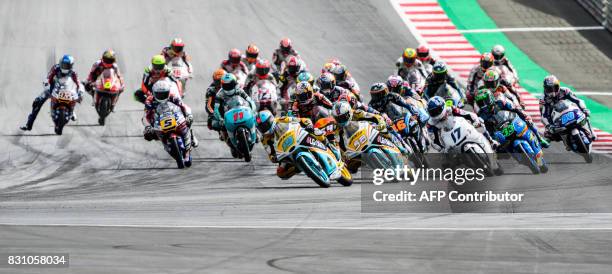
[296,154,330,188]
[169,136,185,169]
[97,96,112,125]
[336,167,353,186]
[519,144,540,174]
[237,127,251,162]
[576,134,593,163]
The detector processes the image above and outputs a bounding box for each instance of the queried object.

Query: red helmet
[416,45,430,60]
[245,44,259,62]
[286,56,300,75]
[171,38,185,53]
[255,59,271,79]
[480,52,494,70]
[228,48,241,64]
[280,38,292,53]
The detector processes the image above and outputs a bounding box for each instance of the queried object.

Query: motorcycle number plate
[173,69,182,77]
[502,124,515,137]
[561,112,575,126]
[160,117,177,131]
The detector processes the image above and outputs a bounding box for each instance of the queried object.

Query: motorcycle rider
[474,88,548,148]
[242,43,260,72]
[329,64,361,101]
[256,110,332,179]
[134,55,180,104]
[161,38,193,74]
[214,73,257,157]
[416,45,436,66]
[84,49,125,97]
[539,75,596,144]
[332,100,408,172]
[426,96,497,151]
[422,61,465,103]
[317,73,378,114]
[143,80,198,149]
[396,48,428,82]
[278,56,307,109]
[221,48,249,76]
[291,82,333,120]
[482,69,524,108]
[466,53,495,104]
[244,59,279,96]
[206,69,227,131]
[368,82,423,124]
[491,44,518,81]
[21,54,82,131]
[272,37,300,72]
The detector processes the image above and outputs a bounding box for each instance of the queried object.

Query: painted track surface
[1,0,612,273]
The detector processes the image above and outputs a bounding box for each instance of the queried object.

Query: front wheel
[236,127,252,162]
[336,167,353,186]
[97,96,112,125]
[576,133,593,163]
[295,154,330,188]
[169,136,185,169]
[518,144,539,174]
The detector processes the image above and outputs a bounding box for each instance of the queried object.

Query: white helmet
[332,101,353,127]
[491,45,506,61]
[152,80,172,103]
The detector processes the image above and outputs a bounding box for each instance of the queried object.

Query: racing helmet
[416,45,430,61]
[212,69,226,83]
[297,71,315,85]
[483,69,500,89]
[317,72,336,91]
[256,110,276,134]
[369,82,389,102]
[432,61,447,81]
[402,48,417,65]
[245,43,259,63]
[102,49,116,68]
[152,80,172,103]
[474,88,495,109]
[491,45,505,61]
[59,54,74,75]
[255,59,271,78]
[332,101,353,127]
[295,81,314,103]
[427,96,449,122]
[386,75,404,94]
[480,53,494,70]
[279,38,293,54]
[151,54,166,71]
[228,48,241,64]
[221,73,238,94]
[543,75,560,98]
[171,38,185,53]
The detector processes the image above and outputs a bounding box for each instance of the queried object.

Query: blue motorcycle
[222,97,257,162]
[493,110,548,174]
[550,100,593,163]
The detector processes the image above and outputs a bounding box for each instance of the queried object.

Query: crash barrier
[576,0,610,32]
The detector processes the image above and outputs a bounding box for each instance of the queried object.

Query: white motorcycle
[50,76,81,135]
[250,79,279,116]
[169,57,192,97]
[438,116,503,176]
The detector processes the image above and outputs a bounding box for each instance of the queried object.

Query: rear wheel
[237,127,252,162]
[296,154,330,188]
[467,146,493,176]
[518,144,539,174]
[169,136,185,169]
[54,110,66,135]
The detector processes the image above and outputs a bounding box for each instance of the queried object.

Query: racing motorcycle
[50,76,81,135]
[385,103,430,168]
[549,100,593,163]
[169,56,191,97]
[149,102,192,169]
[492,110,548,174]
[251,79,279,116]
[438,116,503,176]
[222,96,257,162]
[343,121,405,172]
[433,84,464,108]
[275,122,352,188]
[91,68,123,125]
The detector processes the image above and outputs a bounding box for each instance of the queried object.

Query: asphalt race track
[1,0,612,273]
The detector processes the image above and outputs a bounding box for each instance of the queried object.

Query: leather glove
[143,126,154,141]
[376,123,387,133]
[583,109,591,117]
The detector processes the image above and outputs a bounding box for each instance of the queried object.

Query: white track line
[2,223,612,230]
[459,26,605,33]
